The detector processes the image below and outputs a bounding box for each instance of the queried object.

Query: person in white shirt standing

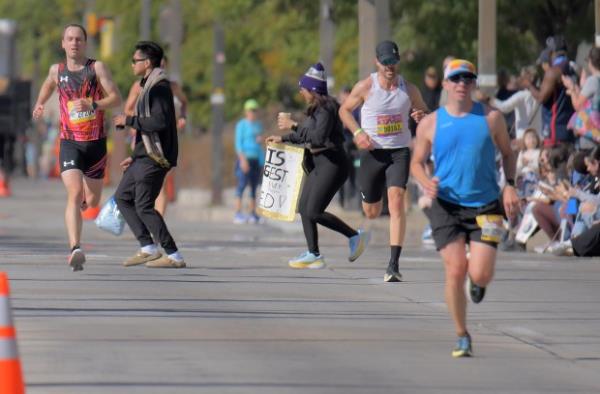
[477,66,542,149]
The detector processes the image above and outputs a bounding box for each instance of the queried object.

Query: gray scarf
[135,67,170,168]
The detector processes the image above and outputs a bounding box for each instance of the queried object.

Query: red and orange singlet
[58,59,105,141]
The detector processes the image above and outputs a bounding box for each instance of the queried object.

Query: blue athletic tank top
[433,102,499,207]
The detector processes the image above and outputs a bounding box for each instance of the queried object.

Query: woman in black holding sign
[266,63,370,269]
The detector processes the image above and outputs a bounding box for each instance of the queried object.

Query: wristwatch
[91,101,98,111]
[506,178,515,187]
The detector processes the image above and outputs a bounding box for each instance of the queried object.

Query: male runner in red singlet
[33,24,122,271]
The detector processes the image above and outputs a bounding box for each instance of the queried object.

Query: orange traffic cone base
[0,272,25,394]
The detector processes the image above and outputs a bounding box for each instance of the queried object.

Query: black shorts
[424,197,503,250]
[358,147,410,203]
[59,139,107,179]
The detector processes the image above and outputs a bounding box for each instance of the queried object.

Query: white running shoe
[68,248,85,272]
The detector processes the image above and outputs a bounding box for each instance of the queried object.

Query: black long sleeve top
[281,100,344,151]
[125,79,178,167]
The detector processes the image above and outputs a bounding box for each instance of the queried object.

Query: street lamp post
[477,0,497,93]
[210,22,225,206]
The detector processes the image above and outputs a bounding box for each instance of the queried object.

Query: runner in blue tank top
[410,59,520,358]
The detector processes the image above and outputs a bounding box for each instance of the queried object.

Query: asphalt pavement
[1,178,599,394]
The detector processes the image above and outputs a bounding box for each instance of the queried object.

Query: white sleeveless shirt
[360,73,412,149]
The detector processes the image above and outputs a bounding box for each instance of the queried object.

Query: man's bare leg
[439,237,469,336]
[62,170,85,249]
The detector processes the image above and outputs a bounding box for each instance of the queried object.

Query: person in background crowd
[233,98,264,224]
[495,69,517,134]
[421,66,442,112]
[516,128,542,198]
[531,145,571,252]
[337,86,360,209]
[525,35,575,147]
[563,46,600,145]
[438,55,456,108]
[478,66,542,148]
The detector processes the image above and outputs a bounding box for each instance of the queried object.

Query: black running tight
[298,149,358,254]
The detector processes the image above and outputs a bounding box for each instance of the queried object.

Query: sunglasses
[448,74,476,84]
[380,59,399,66]
[131,57,148,64]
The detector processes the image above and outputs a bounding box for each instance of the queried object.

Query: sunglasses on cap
[380,58,399,66]
[448,74,476,84]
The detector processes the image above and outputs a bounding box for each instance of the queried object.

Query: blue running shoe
[421,224,434,245]
[348,229,370,262]
[452,333,472,358]
[233,212,247,224]
[288,251,325,269]
[247,212,264,224]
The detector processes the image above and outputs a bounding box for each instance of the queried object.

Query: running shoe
[233,212,247,224]
[421,224,435,245]
[123,251,162,267]
[467,276,486,304]
[288,251,325,269]
[452,333,473,358]
[383,261,403,282]
[68,248,86,272]
[348,229,370,262]
[247,212,263,224]
[145,255,186,268]
[550,240,574,256]
[535,241,559,254]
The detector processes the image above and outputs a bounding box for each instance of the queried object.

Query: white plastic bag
[95,196,125,236]
[515,201,538,244]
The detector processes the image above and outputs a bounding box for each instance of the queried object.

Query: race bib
[68,98,96,125]
[376,114,403,136]
[476,214,505,243]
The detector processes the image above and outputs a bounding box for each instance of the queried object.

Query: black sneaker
[383,261,403,282]
[468,276,486,304]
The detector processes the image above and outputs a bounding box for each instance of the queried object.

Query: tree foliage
[0,0,594,130]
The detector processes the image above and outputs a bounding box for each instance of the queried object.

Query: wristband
[353,128,364,137]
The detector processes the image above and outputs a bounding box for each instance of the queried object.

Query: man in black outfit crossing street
[113,41,185,268]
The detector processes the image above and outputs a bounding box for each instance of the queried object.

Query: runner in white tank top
[339,40,429,283]
[361,73,412,149]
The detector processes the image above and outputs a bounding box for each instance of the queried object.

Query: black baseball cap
[376,40,400,66]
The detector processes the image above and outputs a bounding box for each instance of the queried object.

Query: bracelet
[353,128,364,137]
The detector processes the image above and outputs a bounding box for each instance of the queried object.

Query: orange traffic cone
[0,180,11,198]
[0,272,25,394]
[165,171,176,203]
[81,205,101,221]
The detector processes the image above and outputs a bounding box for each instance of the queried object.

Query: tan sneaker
[145,255,186,268]
[123,251,162,267]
